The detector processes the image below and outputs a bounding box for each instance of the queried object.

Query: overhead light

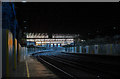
[81,40,84,41]
[22,0,27,3]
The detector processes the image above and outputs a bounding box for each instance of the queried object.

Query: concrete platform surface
[27,56,59,79]
[9,55,59,79]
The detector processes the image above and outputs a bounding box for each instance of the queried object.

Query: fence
[64,44,120,56]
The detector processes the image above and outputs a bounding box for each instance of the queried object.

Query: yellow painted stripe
[26,61,30,77]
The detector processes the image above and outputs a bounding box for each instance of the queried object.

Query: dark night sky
[14,2,120,38]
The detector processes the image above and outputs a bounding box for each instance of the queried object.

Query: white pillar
[79,46,82,53]
[86,46,89,54]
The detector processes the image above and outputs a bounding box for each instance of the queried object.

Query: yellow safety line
[26,61,30,77]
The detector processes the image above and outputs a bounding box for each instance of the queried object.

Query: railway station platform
[8,55,59,79]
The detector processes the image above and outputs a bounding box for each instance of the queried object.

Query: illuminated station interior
[26,33,80,47]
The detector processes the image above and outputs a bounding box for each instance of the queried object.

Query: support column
[77,46,79,53]
[60,43,61,47]
[79,46,82,53]
[56,44,58,47]
[13,38,17,70]
[74,47,75,53]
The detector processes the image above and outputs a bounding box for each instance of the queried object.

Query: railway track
[32,52,120,79]
[50,55,120,75]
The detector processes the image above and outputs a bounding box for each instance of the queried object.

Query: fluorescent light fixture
[81,40,84,41]
[22,0,27,3]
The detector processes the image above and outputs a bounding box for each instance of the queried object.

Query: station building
[26,33,80,47]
